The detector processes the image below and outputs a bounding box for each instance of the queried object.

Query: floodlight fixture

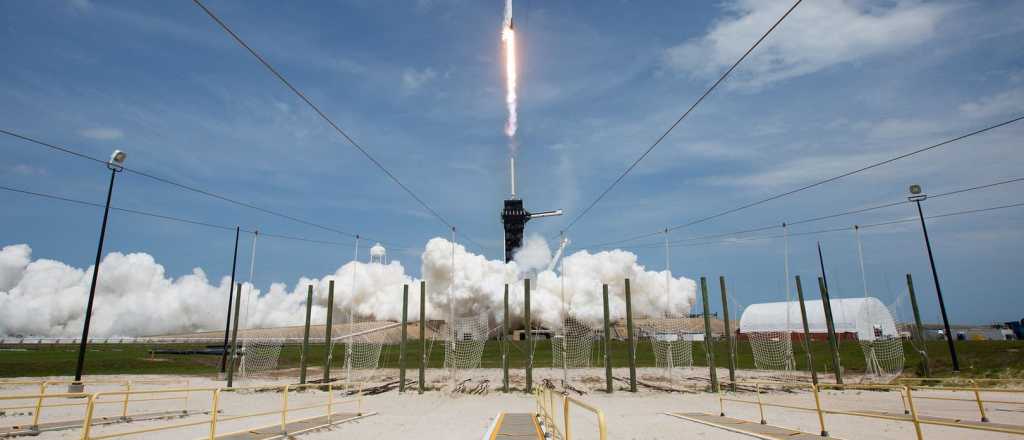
[108,149,127,171]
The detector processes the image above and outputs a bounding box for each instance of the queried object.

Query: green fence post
[700,277,719,392]
[419,281,426,394]
[795,276,818,385]
[625,279,637,393]
[818,276,843,384]
[603,284,613,394]
[719,276,737,391]
[323,279,335,383]
[299,284,313,384]
[525,278,533,394]
[906,274,930,377]
[226,282,242,388]
[399,284,409,392]
[503,283,510,393]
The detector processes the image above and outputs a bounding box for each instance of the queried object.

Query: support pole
[906,274,930,377]
[913,199,959,372]
[603,284,613,394]
[226,282,243,388]
[399,284,409,392]
[525,278,533,394]
[795,276,818,385]
[72,168,118,388]
[299,284,313,384]
[219,226,240,375]
[323,280,335,383]
[818,277,843,384]
[503,283,510,393]
[419,281,426,394]
[624,279,637,392]
[719,276,736,390]
[700,277,719,392]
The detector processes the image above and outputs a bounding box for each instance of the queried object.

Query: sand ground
[2,368,1022,439]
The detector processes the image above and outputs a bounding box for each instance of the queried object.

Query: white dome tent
[740,297,897,339]
[739,297,904,380]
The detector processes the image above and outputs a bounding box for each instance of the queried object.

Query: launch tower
[502,156,562,262]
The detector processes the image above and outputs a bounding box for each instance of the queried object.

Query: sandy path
[2,370,1022,439]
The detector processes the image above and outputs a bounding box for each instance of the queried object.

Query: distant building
[1005,319,1024,339]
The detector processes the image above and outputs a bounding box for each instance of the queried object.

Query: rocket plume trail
[502,0,518,140]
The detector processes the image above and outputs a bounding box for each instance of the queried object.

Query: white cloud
[67,0,93,12]
[702,150,895,189]
[10,164,47,176]
[868,118,941,140]
[663,0,950,87]
[79,127,124,141]
[959,87,1024,119]
[401,68,438,92]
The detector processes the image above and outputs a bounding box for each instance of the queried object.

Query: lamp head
[908,184,927,202]
[108,149,127,171]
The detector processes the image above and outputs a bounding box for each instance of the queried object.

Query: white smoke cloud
[512,234,552,275]
[0,239,697,337]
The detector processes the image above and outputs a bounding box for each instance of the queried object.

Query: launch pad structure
[502,156,562,262]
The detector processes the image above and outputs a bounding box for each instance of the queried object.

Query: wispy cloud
[401,68,438,93]
[9,164,48,176]
[67,0,93,13]
[79,127,124,141]
[959,87,1024,119]
[663,0,951,88]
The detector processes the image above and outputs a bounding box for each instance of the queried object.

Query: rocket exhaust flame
[502,0,518,140]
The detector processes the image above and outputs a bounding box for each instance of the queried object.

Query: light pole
[909,184,960,372]
[70,150,126,392]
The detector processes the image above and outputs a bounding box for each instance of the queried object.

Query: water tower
[369,243,388,264]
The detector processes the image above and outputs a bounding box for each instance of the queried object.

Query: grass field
[2,339,1022,379]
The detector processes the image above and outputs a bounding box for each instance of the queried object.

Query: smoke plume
[0,239,696,338]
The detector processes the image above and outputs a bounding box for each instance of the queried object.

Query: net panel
[329,321,399,383]
[238,336,282,383]
[444,312,489,369]
[552,316,596,369]
[636,318,695,376]
[748,331,796,372]
[858,300,905,381]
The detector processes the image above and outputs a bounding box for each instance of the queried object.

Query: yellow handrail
[563,395,607,440]
[0,378,191,427]
[73,381,366,440]
[717,380,1024,439]
[534,388,607,440]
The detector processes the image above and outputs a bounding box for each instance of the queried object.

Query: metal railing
[0,379,190,429]
[79,381,365,440]
[717,380,1024,439]
[535,387,607,440]
[0,390,93,433]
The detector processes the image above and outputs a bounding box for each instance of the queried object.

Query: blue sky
[2,0,1023,325]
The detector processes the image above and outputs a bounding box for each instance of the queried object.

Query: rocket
[504,0,514,30]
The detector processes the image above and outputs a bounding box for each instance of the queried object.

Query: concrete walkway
[484,412,543,440]
[0,409,196,438]
[665,412,838,440]
[213,412,375,439]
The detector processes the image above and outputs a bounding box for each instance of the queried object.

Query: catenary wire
[0,183,394,249]
[588,114,1024,248]
[624,201,1024,250]
[0,128,416,247]
[190,0,489,254]
[585,175,1024,250]
[562,0,804,232]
